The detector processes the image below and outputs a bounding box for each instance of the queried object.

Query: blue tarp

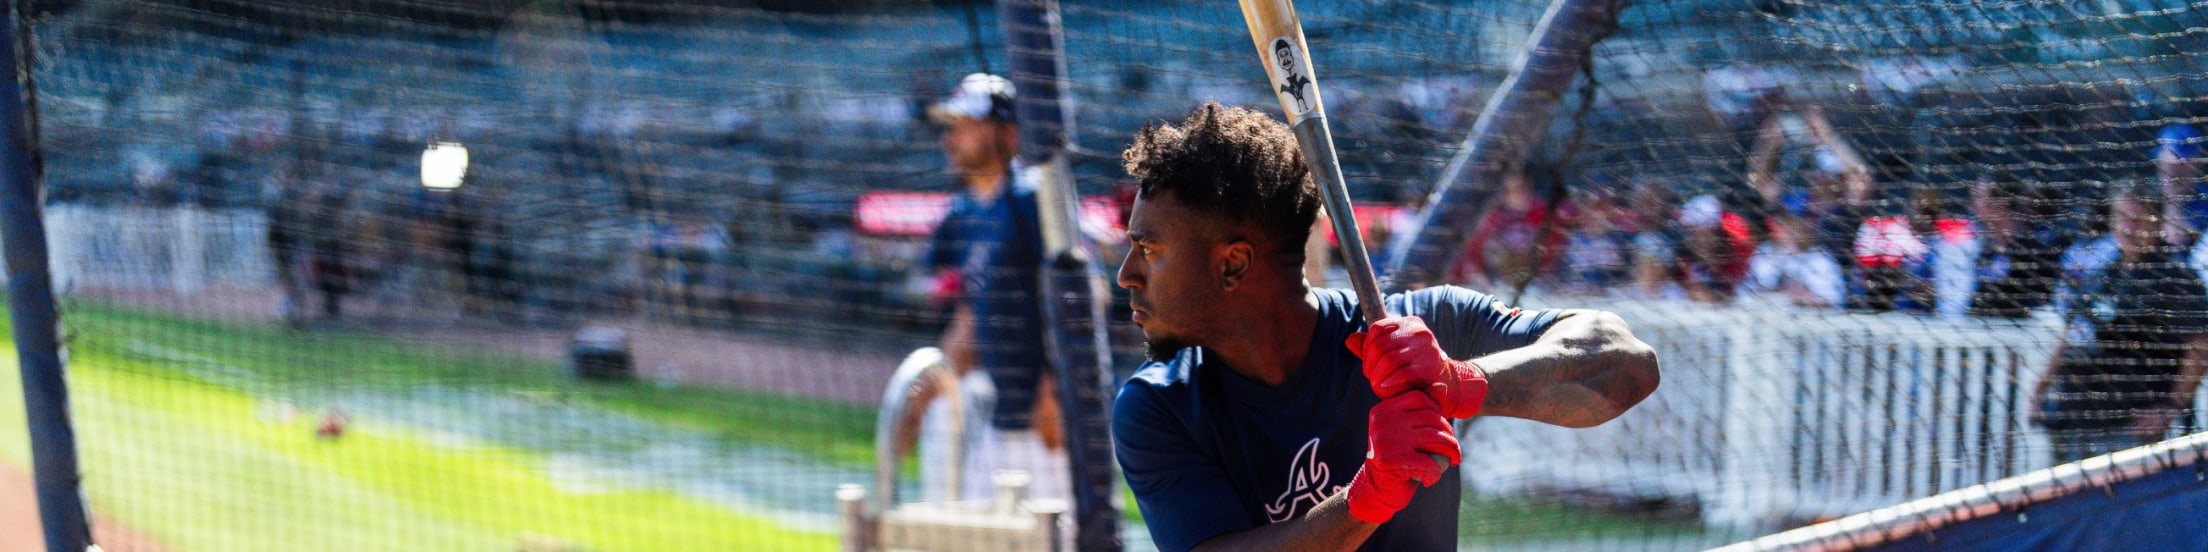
[1873,466,2208,552]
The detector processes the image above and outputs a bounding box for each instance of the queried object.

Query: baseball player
[1111,103,1661,551]
[915,73,1069,503]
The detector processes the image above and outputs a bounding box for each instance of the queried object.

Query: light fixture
[421,141,469,190]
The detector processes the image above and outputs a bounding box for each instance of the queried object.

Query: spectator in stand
[1449,163,1572,290]
[1756,103,1930,313]
[671,214,729,320]
[2057,218,2122,315]
[1739,200,1845,308]
[462,186,520,319]
[2155,123,2206,246]
[1676,195,1755,304]
[1559,184,1632,294]
[1852,210,1930,312]
[308,185,356,320]
[1967,176,2067,319]
[267,179,312,327]
[1624,179,1684,301]
[2033,179,2208,462]
[644,217,681,313]
[1747,104,1874,260]
[1917,187,1979,318]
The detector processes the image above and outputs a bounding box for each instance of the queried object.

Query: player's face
[1275,45,1294,71]
[1117,192,1225,360]
[1970,183,2011,235]
[1686,224,1729,262]
[941,118,1010,173]
[2112,197,2165,256]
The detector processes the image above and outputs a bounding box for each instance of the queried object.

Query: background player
[916,73,1069,503]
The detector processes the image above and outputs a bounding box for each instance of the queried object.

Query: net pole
[998,0,1124,549]
[1381,0,1626,288]
[0,2,91,551]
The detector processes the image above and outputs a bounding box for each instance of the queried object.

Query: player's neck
[1209,286,1321,387]
[960,165,1008,201]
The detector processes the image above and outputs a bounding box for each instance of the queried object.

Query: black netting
[4,0,2206,550]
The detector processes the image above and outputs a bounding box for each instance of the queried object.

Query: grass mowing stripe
[8,348,841,551]
[59,301,879,468]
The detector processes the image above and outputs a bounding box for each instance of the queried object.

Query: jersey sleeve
[1397,285,1563,360]
[1112,382,1252,552]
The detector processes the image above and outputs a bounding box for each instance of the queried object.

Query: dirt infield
[391,317,915,405]
[2,462,170,552]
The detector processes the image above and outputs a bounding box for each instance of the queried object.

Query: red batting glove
[1346,315,1490,419]
[1345,391,1461,524]
[928,269,962,305]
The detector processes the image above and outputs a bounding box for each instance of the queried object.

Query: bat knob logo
[1270,37,1316,118]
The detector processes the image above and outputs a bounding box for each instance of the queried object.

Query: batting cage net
[3,0,2206,550]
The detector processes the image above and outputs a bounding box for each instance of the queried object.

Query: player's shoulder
[942,191,985,217]
[1396,284,1494,303]
[1116,348,1204,419]
[1385,285,1498,317]
[1123,347,1201,393]
[1311,285,1498,322]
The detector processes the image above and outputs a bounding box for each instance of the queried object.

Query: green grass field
[1,301,1709,550]
[2,303,871,551]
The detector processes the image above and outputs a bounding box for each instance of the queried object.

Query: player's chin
[1140,333,1189,362]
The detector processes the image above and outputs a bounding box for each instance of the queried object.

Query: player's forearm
[1747,116,1786,202]
[1475,310,1659,428]
[2035,339,2066,400]
[1190,493,1376,552]
[2175,335,2208,404]
[1804,109,1865,167]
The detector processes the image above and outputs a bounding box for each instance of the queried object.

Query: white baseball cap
[928,73,1017,124]
[1680,195,1724,228]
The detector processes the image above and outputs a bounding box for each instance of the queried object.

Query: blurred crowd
[238,87,2208,333]
[38,12,2189,337]
[1443,103,2208,322]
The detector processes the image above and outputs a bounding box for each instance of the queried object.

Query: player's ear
[1219,239,1252,290]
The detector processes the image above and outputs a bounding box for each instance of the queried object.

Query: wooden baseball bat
[1237,0,1453,481]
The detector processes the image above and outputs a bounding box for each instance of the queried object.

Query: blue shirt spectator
[2156,124,2207,244]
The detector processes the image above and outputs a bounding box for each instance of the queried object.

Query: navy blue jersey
[1114,287,1562,551]
[925,183,1049,430]
[2045,249,2208,428]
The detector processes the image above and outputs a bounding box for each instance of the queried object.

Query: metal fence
[1463,298,2208,531]
[46,204,272,293]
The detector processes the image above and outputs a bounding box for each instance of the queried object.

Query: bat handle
[1410,454,1452,488]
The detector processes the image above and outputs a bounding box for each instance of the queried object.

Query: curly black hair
[1121,102,1319,265]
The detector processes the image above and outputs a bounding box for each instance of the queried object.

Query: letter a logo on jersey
[1265,438,1334,522]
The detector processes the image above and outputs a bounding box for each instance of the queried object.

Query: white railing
[1465,297,2080,531]
[42,204,273,293]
